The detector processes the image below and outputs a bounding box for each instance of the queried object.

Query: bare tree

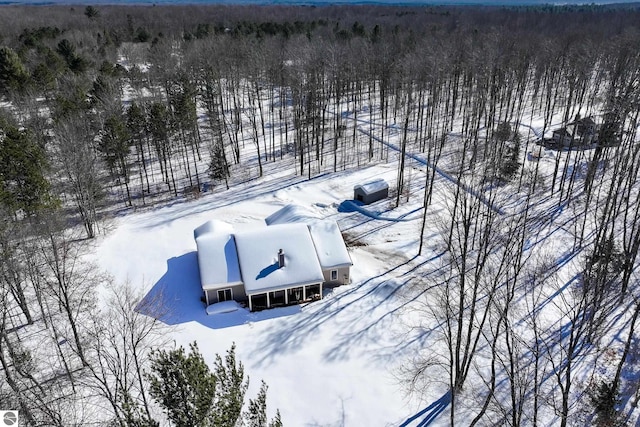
[53,116,103,239]
[84,280,168,425]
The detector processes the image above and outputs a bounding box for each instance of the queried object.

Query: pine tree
[244,381,282,427]
[146,342,217,427]
[212,343,248,427]
[119,390,160,427]
[147,342,281,427]
[0,117,51,215]
[99,113,132,204]
[0,46,29,93]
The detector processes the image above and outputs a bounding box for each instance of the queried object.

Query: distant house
[552,127,574,147]
[528,146,544,161]
[574,116,597,137]
[354,179,389,204]
[194,205,352,312]
[551,116,598,148]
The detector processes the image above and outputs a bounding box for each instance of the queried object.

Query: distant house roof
[354,179,389,196]
[266,205,352,269]
[194,221,243,291]
[233,223,325,295]
[553,127,572,137]
[574,116,596,126]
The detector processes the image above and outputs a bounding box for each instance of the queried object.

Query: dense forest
[1,2,640,426]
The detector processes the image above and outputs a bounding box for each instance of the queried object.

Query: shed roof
[194,221,243,291]
[234,223,324,295]
[354,179,389,195]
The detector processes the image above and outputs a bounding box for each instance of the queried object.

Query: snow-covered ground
[91,106,637,425]
[86,57,639,424]
[96,161,436,426]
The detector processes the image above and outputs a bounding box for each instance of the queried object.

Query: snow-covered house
[234,224,325,311]
[194,206,352,312]
[354,179,389,204]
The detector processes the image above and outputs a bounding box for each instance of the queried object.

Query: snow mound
[206,300,243,315]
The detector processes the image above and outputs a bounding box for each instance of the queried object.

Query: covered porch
[248,283,322,312]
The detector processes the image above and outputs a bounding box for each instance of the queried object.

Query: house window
[269,290,286,306]
[217,288,232,302]
[306,284,321,300]
[287,287,303,303]
[331,270,338,281]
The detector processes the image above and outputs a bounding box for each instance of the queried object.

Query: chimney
[278,249,285,268]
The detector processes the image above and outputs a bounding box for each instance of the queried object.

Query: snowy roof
[265,205,351,269]
[354,179,389,195]
[308,220,353,269]
[194,219,234,240]
[574,116,596,126]
[265,204,320,226]
[234,224,324,295]
[194,221,243,291]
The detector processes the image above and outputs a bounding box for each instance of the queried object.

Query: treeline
[1,3,639,222]
[1,3,640,425]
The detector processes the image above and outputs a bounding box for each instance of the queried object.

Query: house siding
[205,284,247,305]
[322,266,351,286]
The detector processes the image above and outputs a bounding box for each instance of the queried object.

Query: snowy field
[96,160,435,426]
[89,105,640,425]
[82,50,640,424]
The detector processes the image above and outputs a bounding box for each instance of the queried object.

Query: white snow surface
[96,163,415,426]
[206,300,243,315]
[265,204,321,225]
[234,223,325,294]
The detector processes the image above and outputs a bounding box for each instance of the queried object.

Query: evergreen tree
[146,342,217,427]
[147,342,281,427]
[99,114,131,177]
[212,343,248,426]
[0,46,29,94]
[99,113,132,204]
[84,5,100,20]
[244,381,282,427]
[119,391,160,427]
[0,117,51,215]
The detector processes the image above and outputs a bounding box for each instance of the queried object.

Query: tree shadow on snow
[250,250,446,369]
[399,391,451,427]
[136,252,299,329]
